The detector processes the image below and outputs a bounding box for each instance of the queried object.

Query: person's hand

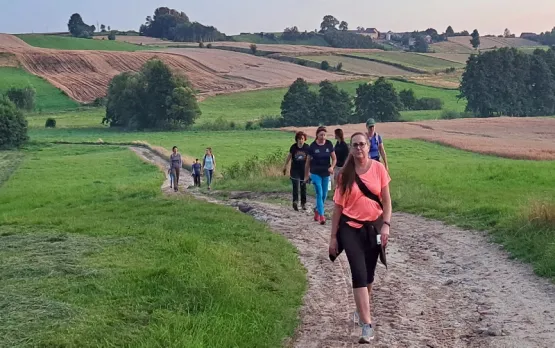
[380,225,390,247]
[282,167,287,176]
[329,237,338,256]
[328,167,334,175]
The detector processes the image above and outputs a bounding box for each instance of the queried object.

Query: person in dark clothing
[283,131,309,211]
[169,146,182,192]
[192,159,201,187]
[305,126,337,225]
[333,128,349,189]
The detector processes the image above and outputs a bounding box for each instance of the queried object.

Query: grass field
[217,138,555,278]
[347,52,465,72]
[0,145,305,347]
[16,34,153,51]
[300,55,416,76]
[0,67,79,112]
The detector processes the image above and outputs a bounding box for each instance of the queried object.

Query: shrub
[320,60,330,70]
[297,60,307,66]
[206,43,212,48]
[445,67,456,73]
[399,89,417,110]
[414,97,443,110]
[5,86,36,111]
[196,116,237,131]
[440,110,473,119]
[336,62,343,71]
[250,44,257,54]
[45,118,56,128]
[0,96,28,149]
[259,115,284,128]
[245,121,260,130]
[198,42,205,48]
[107,31,116,40]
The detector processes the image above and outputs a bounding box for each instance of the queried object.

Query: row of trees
[526,28,555,46]
[278,77,442,127]
[139,7,226,42]
[460,48,555,117]
[102,59,201,130]
[68,13,114,39]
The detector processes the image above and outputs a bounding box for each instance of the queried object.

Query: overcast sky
[1,0,554,36]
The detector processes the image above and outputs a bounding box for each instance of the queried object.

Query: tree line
[526,28,555,47]
[0,87,33,149]
[273,77,443,127]
[139,7,227,43]
[460,47,555,117]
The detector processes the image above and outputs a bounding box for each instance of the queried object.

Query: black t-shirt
[334,141,349,167]
[308,140,334,177]
[289,143,310,176]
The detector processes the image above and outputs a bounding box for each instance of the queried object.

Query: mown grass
[348,52,464,72]
[16,34,153,51]
[0,151,23,187]
[26,108,106,128]
[217,138,555,278]
[0,67,79,112]
[0,144,306,347]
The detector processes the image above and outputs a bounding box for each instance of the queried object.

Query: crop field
[347,51,464,72]
[93,35,171,46]
[0,67,79,112]
[16,34,152,51]
[0,145,305,347]
[431,36,539,53]
[420,53,471,64]
[299,55,417,76]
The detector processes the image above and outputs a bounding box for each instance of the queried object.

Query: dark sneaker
[301,203,307,211]
[293,202,299,211]
[359,323,374,344]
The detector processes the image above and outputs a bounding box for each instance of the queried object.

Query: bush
[199,42,205,48]
[245,121,260,130]
[445,67,456,73]
[259,115,284,128]
[399,89,417,110]
[250,44,257,54]
[45,118,56,128]
[91,97,106,107]
[297,60,307,66]
[107,31,116,40]
[440,110,473,119]
[196,116,237,131]
[0,96,28,149]
[414,97,443,110]
[320,60,330,70]
[206,43,212,48]
[336,62,343,71]
[5,86,36,111]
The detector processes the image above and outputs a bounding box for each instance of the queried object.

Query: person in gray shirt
[169,146,182,192]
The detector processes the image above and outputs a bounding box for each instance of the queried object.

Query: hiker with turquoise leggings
[305,126,337,225]
[202,147,216,190]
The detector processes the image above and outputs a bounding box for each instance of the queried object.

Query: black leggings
[339,223,381,288]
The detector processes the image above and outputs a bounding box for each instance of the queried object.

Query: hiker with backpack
[192,159,202,187]
[305,126,337,225]
[169,146,182,192]
[328,132,392,344]
[366,118,389,172]
[283,131,310,211]
[202,147,216,190]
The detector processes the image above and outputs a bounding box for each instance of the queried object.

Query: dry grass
[299,55,417,76]
[527,200,555,227]
[93,35,171,45]
[283,117,555,160]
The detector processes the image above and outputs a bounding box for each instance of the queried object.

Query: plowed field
[283,117,555,160]
[1,34,350,103]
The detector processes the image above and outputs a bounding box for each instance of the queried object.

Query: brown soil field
[0,33,31,48]
[0,34,350,103]
[299,55,417,76]
[405,74,461,89]
[282,117,555,160]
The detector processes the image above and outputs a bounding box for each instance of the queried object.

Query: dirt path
[131,146,555,348]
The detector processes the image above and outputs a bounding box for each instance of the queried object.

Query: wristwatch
[383,221,391,227]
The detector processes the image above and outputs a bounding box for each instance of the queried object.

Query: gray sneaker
[359,323,374,344]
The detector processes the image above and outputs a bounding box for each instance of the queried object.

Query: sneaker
[293,202,299,211]
[359,323,374,344]
[313,209,319,221]
[301,203,307,211]
[319,215,326,225]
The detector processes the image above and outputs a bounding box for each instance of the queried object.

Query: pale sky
[1,0,554,36]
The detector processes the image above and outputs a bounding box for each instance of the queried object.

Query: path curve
[131,146,555,348]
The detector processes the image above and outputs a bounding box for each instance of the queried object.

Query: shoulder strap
[355,174,383,209]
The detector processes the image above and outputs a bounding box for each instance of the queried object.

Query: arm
[304,155,311,182]
[378,143,388,172]
[283,153,292,174]
[380,184,392,246]
[330,151,337,171]
[329,203,343,255]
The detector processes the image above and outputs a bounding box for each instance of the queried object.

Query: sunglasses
[352,142,367,149]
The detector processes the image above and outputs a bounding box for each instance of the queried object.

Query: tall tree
[317,80,353,125]
[470,29,480,49]
[280,78,319,126]
[68,13,95,38]
[355,78,401,122]
[339,21,349,31]
[445,26,455,37]
[504,28,512,38]
[320,15,339,32]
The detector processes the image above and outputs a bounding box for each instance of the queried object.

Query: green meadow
[17,34,153,51]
